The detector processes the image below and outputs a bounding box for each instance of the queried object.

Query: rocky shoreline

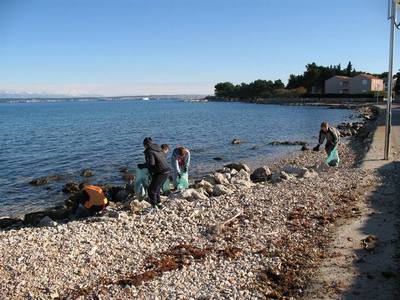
[0,106,379,299]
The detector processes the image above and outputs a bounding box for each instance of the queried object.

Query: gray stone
[181,188,208,201]
[214,172,229,185]
[213,184,234,196]
[39,216,58,227]
[282,165,308,177]
[224,163,251,173]
[0,217,23,229]
[250,166,272,182]
[130,200,152,213]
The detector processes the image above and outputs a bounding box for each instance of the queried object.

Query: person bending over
[313,121,340,156]
[171,146,190,188]
[69,183,108,217]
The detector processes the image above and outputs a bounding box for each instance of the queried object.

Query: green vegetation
[214,61,388,99]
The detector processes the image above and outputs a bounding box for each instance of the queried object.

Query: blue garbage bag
[326,147,340,167]
[176,172,189,190]
[135,168,151,199]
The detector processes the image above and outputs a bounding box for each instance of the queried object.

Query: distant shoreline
[205,95,385,108]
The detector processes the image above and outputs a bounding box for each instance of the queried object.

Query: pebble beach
[0,107,379,299]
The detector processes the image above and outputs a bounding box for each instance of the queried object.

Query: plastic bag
[135,168,151,199]
[162,177,171,194]
[326,147,340,167]
[176,172,189,190]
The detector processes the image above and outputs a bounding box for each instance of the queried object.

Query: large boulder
[0,217,23,229]
[181,188,208,201]
[213,184,234,196]
[250,166,272,182]
[214,172,229,185]
[224,163,251,173]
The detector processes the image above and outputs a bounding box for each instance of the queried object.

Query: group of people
[68,121,338,216]
[138,137,190,208]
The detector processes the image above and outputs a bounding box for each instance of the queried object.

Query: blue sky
[0,0,392,96]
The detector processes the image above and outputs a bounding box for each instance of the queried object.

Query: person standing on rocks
[68,183,109,217]
[138,137,170,208]
[313,121,340,156]
[171,146,190,189]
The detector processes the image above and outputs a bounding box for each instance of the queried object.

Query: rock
[130,200,152,213]
[29,175,63,186]
[224,163,251,173]
[301,145,310,151]
[233,179,254,189]
[282,165,308,177]
[234,169,251,181]
[181,188,208,201]
[213,184,234,196]
[46,207,70,220]
[29,177,49,186]
[269,141,308,146]
[213,157,223,161]
[195,180,213,189]
[280,171,295,180]
[0,217,23,229]
[39,216,58,227]
[231,139,241,144]
[24,211,48,225]
[113,190,130,203]
[203,174,217,185]
[80,169,95,177]
[250,166,272,182]
[270,173,282,184]
[230,169,238,176]
[62,181,80,194]
[271,171,295,183]
[302,170,319,178]
[250,145,259,150]
[214,172,229,185]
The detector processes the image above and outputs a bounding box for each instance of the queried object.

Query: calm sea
[0,98,356,217]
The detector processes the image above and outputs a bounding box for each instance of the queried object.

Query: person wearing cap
[313,121,340,156]
[171,146,190,188]
[138,137,170,208]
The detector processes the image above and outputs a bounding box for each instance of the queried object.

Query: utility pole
[384,0,398,160]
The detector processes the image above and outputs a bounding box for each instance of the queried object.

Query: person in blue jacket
[171,146,190,188]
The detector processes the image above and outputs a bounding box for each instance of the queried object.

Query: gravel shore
[0,107,380,299]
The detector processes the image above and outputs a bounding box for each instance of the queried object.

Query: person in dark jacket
[313,121,340,156]
[138,137,170,208]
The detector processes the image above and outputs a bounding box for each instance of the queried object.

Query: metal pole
[385,0,397,160]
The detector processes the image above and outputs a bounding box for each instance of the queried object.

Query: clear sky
[0,0,393,96]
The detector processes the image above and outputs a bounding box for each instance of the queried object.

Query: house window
[362,79,367,85]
